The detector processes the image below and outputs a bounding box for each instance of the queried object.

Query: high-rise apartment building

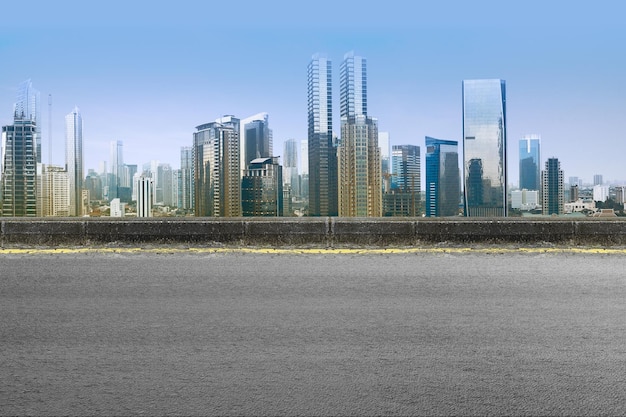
[307,54,337,216]
[241,157,283,216]
[39,165,70,217]
[65,107,83,216]
[425,137,460,217]
[542,157,564,215]
[594,174,603,186]
[463,79,507,217]
[379,132,391,192]
[180,146,194,211]
[193,116,241,217]
[519,134,540,191]
[338,51,381,217]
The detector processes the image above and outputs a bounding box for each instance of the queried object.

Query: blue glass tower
[462,79,507,217]
[425,137,460,217]
[519,134,540,191]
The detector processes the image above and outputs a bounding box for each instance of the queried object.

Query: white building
[110,198,124,217]
[593,185,609,202]
[137,176,153,217]
[511,189,539,211]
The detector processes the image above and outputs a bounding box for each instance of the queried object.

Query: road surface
[1,247,625,415]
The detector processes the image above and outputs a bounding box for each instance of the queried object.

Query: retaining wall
[2,217,626,246]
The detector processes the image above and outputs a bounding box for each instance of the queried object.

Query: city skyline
[1,1,624,186]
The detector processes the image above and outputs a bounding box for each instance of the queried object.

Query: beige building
[39,165,70,217]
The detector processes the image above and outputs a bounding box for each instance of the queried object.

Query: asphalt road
[1,247,626,416]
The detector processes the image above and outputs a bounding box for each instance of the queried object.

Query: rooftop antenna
[48,93,52,166]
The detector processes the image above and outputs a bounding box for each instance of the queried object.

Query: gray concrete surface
[2,249,626,415]
[3,217,626,246]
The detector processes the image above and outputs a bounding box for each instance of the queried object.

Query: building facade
[384,144,420,217]
[519,134,540,191]
[462,79,507,217]
[307,54,338,216]
[137,176,153,217]
[193,116,241,217]
[283,139,299,197]
[542,157,564,215]
[180,146,194,211]
[338,51,381,217]
[241,157,283,216]
[15,79,41,163]
[65,107,83,216]
[425,137,460,217]
[241,113,272,175]
[1,120,38,216]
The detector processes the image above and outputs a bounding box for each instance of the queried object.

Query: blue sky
[1,0,624,186]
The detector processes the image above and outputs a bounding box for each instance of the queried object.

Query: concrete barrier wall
[3,217,626,246]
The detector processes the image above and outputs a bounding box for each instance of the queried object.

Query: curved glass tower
[462,79,507,217]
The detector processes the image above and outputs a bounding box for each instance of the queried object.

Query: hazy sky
[1,0,624,186]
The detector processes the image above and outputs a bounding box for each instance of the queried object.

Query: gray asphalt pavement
[1,248,625,416]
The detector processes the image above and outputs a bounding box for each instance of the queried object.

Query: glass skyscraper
[307,54,337,216]
[240,112,272,175]
[65,106,83,216]
[14,79,41,164]
[519,134,540,191]
[179,146,194,211]
[425,137,460,217]
[462,79,507,217]
[384,144,420,217]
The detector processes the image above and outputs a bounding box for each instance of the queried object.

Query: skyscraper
[384,144,420,217]
[241,113,272,175]
[137,176,153,217]
[193,116,241,217]
[65,107,83,216]
[307,53,337,216]
[109,140,124,200]
[180,146,194,211]
[15,79,41,164]
[2,117,38,216]
[241,157,283,216]
[425,137,460,217]
[519,134,540,191]
[542,157,564,215]
[283,139,299,197]
[338,51,381,217]
[462,79,507,217]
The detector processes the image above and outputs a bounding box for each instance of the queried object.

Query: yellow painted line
[1,246,626,255]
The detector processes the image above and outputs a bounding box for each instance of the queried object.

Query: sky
[1,0,625,187]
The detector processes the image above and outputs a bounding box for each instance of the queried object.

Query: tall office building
[283,139,299,197]
[391,145,420,192]
[542,157,564,215]
[180,146,194,211]
[193,116,241,217]
[462,79,507,217]
[137,176,153,217]
[15,79,41,163]
[241,157,283,216]
[241,113,272,175]
[65,107,83,216]
[109,140,124,200]
[1,119,38,216]
[39,165,70,217]
[519,134,540,191]
[384,144,420,216]
[307,53,337,216]
[338,51,381,217]
[425,137,460,217]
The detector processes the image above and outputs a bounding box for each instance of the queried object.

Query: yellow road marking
[0,247,625,255]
